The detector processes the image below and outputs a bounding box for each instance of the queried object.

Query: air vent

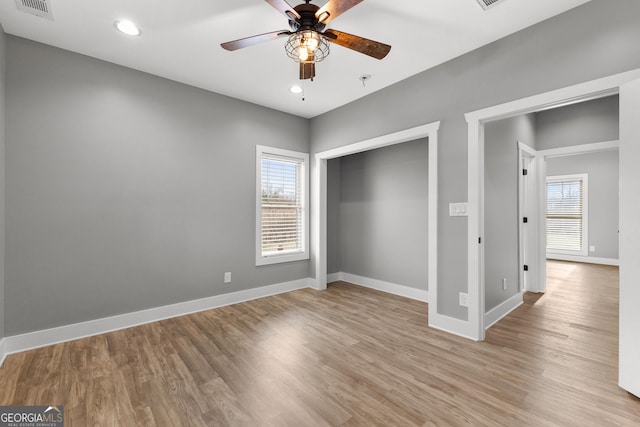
[476,0,506,10]
[15,0,53,20]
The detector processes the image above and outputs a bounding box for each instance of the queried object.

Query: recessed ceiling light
[114,20,141,37]
[290,85,303,94]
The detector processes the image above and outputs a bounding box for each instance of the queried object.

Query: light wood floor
[0,261,638,426]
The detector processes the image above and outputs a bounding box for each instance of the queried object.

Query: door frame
[537,140,619,272]
[519,140,620,296]
[518,142,538,293]
[619,77,640,397]
[311,122,440,324]
[465,68,640,341]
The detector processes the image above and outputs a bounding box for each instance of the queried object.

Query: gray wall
[5,37,309,335]
[546,151,619,260]
[310,0,640,320]
[535,96,619,150]
[328,139,428,290]
[0,25,5,340]
[484,115,535,312]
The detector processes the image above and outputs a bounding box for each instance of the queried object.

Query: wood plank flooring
[0,261,638,426]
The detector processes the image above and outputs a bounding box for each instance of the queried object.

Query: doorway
[326,139,429,301]
[484,95,619,313]
[312,121,444,328]
[466,69,640,398]
[466,69,640,340]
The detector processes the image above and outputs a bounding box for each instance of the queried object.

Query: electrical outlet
[224,272,231,283]
[589,245,596,252]
[502,278,507,290]
[459,292,469,307]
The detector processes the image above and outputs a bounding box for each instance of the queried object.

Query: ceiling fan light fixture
[285,30,329,64]
[221,0,391,80]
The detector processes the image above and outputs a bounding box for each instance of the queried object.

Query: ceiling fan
[221,0,391,80]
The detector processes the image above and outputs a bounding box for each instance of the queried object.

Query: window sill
[546,249,589,257]
[256,252,309,266]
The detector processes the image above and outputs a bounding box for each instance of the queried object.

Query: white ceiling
[0,0,591,118]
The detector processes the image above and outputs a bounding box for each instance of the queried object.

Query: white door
[619,78,640,398]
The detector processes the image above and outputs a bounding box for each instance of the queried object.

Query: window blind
[546,177,584,252]
[260,155,304,256]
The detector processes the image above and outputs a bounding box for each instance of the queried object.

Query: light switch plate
[449,202,468,217]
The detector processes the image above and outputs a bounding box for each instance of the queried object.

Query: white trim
[0,278,313,363]
[256,145,310,266]
[518,141,541,293]
[619,77,640,397]
[326,272,341,283]
[314,125,437,160]
[428,314,479,341]
[484,292,524,330]
[307,275,325,291]
[546,254,619,266]
[539,140,619,158]
[428,124,439,329]
[467,117,483,341]
[535,156,548,293]
[0,338,7,368]
[465,69,640,123]
[466,69,640,341]
[519,141,537,157]
[330,272,429,302]
[312,122,442,329]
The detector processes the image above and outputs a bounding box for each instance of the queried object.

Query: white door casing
[312,122,441,324]
[518,142,539,293]
[466,68,640,341]
[619,77,640,398]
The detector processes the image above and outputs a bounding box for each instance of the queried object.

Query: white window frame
[256,145,309,266]
[546,173,589,257]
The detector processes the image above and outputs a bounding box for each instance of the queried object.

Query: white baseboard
[484,292,524,330]
[307,279,325,291]
[0,338,7,368]
[547,254,619,266]
[329,271,429,303]
[326,272,341,283]
[0,278,313,366]
[428,313,479,341]
[332,272,481,340]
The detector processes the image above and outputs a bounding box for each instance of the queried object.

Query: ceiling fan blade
[324,29,391,60]
[265,0,301,20]
[316,0,364,25]
[221,30,291,51]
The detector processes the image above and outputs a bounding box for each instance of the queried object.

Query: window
[546,174,588,256]
[256,145,309,266]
